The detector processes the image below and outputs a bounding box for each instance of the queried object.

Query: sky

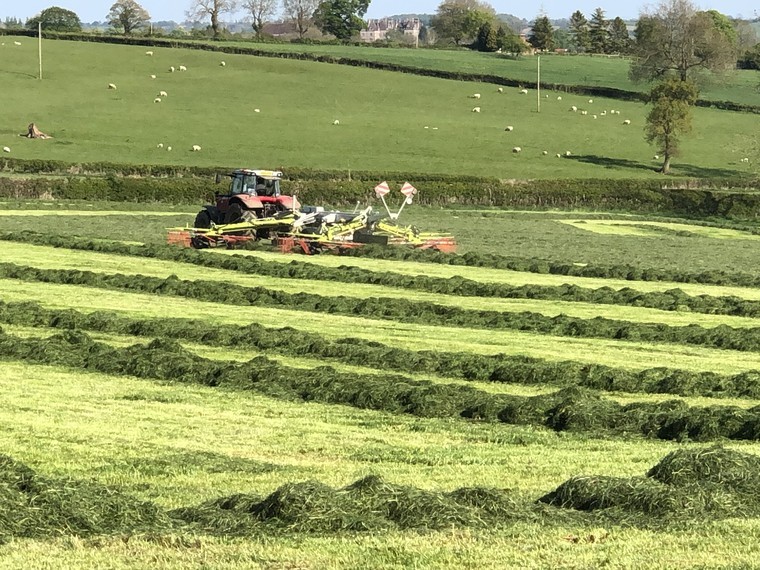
[2,0,758,24]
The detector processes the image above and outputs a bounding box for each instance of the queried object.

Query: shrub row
[3,300,760,400]
[7,262,760,353]
[2,328,759,443]
[4,30,758,114]
[3,167,760,216]
[6,232,760,319]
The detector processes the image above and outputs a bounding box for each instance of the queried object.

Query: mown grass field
[2,202,760,568]
[0,36,758,178]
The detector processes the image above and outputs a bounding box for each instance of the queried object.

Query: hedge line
[3,300,759,400]
[3,30,758,114]
[4,169,760,216]
[6,262,760,353]
[6,232,760,319]
[2,328,759,442]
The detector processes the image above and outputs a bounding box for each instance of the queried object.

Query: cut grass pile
[542,446,760,521]
[5,300,760,401]
[0,454,170,540]
[561,220,760,240]
[3,328,760,442]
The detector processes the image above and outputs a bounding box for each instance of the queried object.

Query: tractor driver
[255,179,277,197]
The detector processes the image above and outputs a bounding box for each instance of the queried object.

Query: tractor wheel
[194,210,212,229]
[224,203,244,224]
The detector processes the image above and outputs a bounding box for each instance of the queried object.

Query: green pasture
[0,36,757,178]
[189,39,760,107]
[3,361,760,569]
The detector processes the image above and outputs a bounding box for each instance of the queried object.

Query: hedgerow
[6,232,760,318]
[2,300,759,399]
[1,329,759,442]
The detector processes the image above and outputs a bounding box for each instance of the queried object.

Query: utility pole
[38,22,42,80]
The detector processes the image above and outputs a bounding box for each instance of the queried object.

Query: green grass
[0,36,757,179]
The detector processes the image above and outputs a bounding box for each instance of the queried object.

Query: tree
[313,0,369,41]
[475,21,498,51]
[589,7,608,53]
[282,0,320,38]
[608,17,631,53]
[529,15,554,51]
[242,0,278,36]
[2,17,24,30]
[107,0,151,35]
[431,0,495,46]
[568,10,590,52]
[496,25,524,55]
[186,0,236,39]
[645,78,698,173]
[26,6,82,32]
[630,0,738,82]
[552,28,572,49]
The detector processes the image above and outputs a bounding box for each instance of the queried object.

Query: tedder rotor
[168,172,456,255]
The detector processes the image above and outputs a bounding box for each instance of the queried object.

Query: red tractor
[193,169,299,228]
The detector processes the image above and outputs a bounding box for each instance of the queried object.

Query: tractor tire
[194,210,212,229]
[224,203,244,224]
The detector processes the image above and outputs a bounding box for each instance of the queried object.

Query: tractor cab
[227,169,282,198]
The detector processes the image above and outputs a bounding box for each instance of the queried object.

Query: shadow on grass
[568,154,743,178]
[0,70,38,80]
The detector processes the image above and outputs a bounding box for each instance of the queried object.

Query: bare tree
[107,0,151,35]
[282,0,320,38]
[243,0,278,36]
[187,0,237,38]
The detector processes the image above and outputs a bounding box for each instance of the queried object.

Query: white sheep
[512,147,521,153]
[600,111,607,116]
[150,74,156,79]
[653,155,660,160]
[2,146,10,153]
[192,145,201,151]
[505,126,513,132]
[472,107,481,113]
[167,146,172,151]
[588,99,593,104]
[556,153,562,158]
[542,150,548,155]
[13,41,21,46]
[145,50,153,56]
[178,65,187,71]
[157,143,164,148]
[424,126,429,129]
[220,61,226,67]
[497,87,503,93]
[623,119,631,125]
[519,89,528,94]
[432,127,438,130]
[592,115,597,119]
[154,97,161,103]
[571,105,577,112]
[333,119,340,125]
[740,157,749,163]
[159,90,168,97]
[107,83,117,90]
[254,108,261,113]
[557,96,562,100]
[565,151,572,156]
[581,110,588,115]
[169,66,175,72]
[471,93,481,99]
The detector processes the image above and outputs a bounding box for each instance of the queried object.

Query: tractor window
[256,179,279,197]
[230,177,244,195]
[242,175,258,194]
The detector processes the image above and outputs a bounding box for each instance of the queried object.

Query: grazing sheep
[157,143,164,148]
[178,65,187,71]
[154,97,161,103]
[505,126,513,131]
[169,66,175,72]
[653,155,659,160]
[519,89,528,94]
[424,126,429,129]
[471,93,481,99]
[571,106,577,112]
[167,146,172,151]
[580,110,588,115]
[512,147,521,153]
[600,111,607,116]
[565,151,572,157]
[472,107,481,113]
[145,51,153,56]
[13,41,21,46]
[159,90,168,97]
[150,74,156,79]
[623,119,631,125]
[432,127,438,130]
[592,115,597,119]
[2,146,10,153]
[254,108,261,113]
[333,119,340,125]
[497,87,503,93]
[557,96,562,100]
[220,61,226,66]
[556,153,562,158]
[192,145,201,151]
[107,83,117,90]
[740,157,750,163]
[588,99,593,104]
[542,150,548,155]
